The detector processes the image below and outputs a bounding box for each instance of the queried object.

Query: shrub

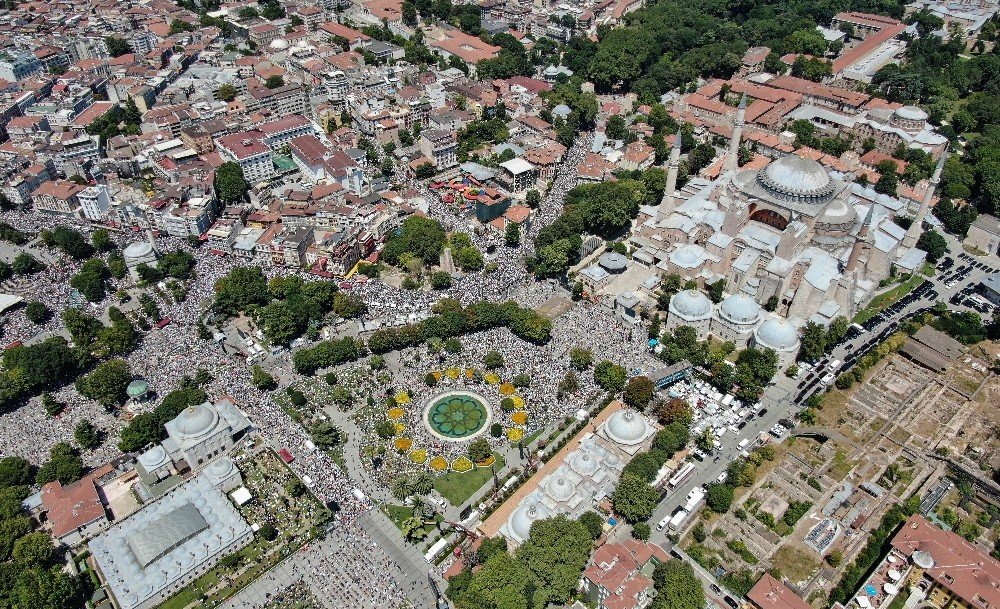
[425,372,438,386]
[500,397,516,412]
[490,423,503,437]
[289,391,307,407]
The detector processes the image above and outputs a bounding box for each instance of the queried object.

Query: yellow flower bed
[452,456,474,473]
[429,456,448,472]
[445,368,460,379]
[394,392,410,405]
[409,449,428,464]
[393,422,405,435]
[465,368,476,378]
[476,455,496,467]
[484,372,501,385]
[432,371,443,381]
[512,411,528,425]
[394,437,412,452]
[507,428,524,442]
[387,407,405,420]
[499,383,516,396]
[511,395,525,409]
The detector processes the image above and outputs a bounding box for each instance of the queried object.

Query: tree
[213,266,269,317]
[515,515,593,609]
[623,376,654,409]
[214,161,249,203]
[91,228,114,252]
[264,75,285,90]
[578,511,604,539]
[24,301,50,324]
[12,252,42,275]
[483,350,505,370]
[251,365,276,390]
[383,216,447,266]
[73,419,101,449]
[505,222,521,247]
[105,36,131,57]
[569,347,593,370]
[75,359,131,409]
[705,483,735,513]
[0,456,32,489]
[457,553,530,609]
[798,321,827,362]
[12,531,52,567]
[311,421,345,449]
[594,360,626,393]
[525,189,540,207]
[611,473,659,523]
[632,521,651,540]
[468,438,491,462]
[653,560,705,609]
[35,443,84,486]
[414,162,436,179]
[216,83,238,102]
[916,229,947,262]
[655,398,692,425]
[707,279,725,303]
[259,523,278,541]
[239,5,259,19]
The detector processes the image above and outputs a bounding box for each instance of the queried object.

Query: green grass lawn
[433,451,506,507]
[853,273,925,324]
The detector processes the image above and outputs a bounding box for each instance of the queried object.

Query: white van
[656,514,671,531]
[737,438,751,451]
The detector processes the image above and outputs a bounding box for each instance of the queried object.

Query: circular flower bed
[445,368,460,379]
[393,422,405,435]
[394,437,413,452]
[409,449,428,464]
[507,428,524,442]
[452,456,474,473]
[429,456,448,472]
[512,411,528,425]
[432,371,443,381]
[511,395,525,409]
[484,372,501,385]
[464,368,476,379]
[387,407,405,420]
[499,383,516,396]
[395,392,411,405]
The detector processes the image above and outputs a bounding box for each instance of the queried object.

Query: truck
[683,486,706,513]
[829,359,843,371]
[668,508,690,532]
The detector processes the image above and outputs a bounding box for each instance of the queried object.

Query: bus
[652,462,676,489]
[668,462,696,490]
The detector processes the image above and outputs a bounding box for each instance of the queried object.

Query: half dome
[895,105,927,122]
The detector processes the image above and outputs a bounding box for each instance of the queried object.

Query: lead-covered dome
[508,501,551,542]
[605,409,649,446]
[670,289,712,320]
[545,476,575,503]
[754,318,800,351]
[758,155,836,202]
[569,451,599,476]
[719,294,762,325]
[173,404,218,439]
[895,105,928,122]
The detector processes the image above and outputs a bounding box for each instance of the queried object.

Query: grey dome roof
[569,451,599,476]
[123,242,154,258]
[138,445,167,469]
[509,501,551,542]
[670,244,703,269]
[545,476,575,502]
[895,105,927,121]
[206,457,235,479]
[719,294,762,325]
[598,252,627,271]
[758,155,836,201]
[817,199,857,226]
[670,289,712,320]
[173,404,218,439]
[553,104,572,117]
[754,318,800,351]
[605,409,649,446]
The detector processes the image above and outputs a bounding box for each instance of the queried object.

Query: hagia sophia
[626,96,946,355]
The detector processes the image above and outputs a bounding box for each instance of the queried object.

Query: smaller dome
[127,379,149,398]
[569,451,599,476]
[720,294,762,325]
[545,476,575,502]
[670,290,712,320]
[598,252,627,272]
[895,105,928,122]
[509,501,551,542]
[605,409,649,446]
[553,104,572,117]
[817,199,857,226]
[670,244,704,269]
[912,551,935,569]
[269,38,289,50]
[207,457,235,478]
[123,242,153,259]
[754,318,800,351]
[138,445,167,469]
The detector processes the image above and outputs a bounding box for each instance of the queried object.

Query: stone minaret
[659,131,683,217]
[847,204,875,272]
[902,151,948,249]
[724,94,747,174]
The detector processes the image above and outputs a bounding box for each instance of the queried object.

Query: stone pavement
[359,510,439,608]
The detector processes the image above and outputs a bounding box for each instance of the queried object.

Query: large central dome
[758,155,836,202]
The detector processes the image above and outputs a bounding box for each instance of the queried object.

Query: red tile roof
[41,464,113,539]
[748,573,813,609]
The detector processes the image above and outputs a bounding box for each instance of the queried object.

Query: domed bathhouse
[666,289,713,334]
[752,317,801,370]
[498,405,655,546]
[631,112,947,326]
[123,241,160,281]
[711,293,763,348]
